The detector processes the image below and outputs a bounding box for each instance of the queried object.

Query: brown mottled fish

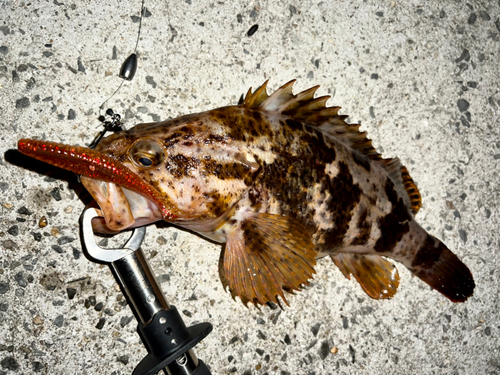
[18,80,475,306]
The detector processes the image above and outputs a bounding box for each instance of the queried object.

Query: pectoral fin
[219,213,317,306]
[331,253,400,299]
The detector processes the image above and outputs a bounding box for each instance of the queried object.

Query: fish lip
[81,177,163,233]
[17,138,182,220]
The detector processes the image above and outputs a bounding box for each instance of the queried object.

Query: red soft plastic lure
[17,139,178,220]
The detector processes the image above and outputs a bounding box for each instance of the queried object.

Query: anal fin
[219,213,317,306]
[331,253,400,299]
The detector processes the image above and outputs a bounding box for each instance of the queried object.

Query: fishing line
[90,0,146,148]
[98,0,145,114]
[133,0,145,53]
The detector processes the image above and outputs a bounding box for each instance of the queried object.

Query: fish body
[18,80,474,306]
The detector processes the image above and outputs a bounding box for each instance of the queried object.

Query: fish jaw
[81,177,163,232]
[17,139,184,229]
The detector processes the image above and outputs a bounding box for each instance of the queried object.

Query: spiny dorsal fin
[243,79,333,123]
[242,80,422,215]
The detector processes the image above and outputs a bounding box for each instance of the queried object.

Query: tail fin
[410,235,474,302]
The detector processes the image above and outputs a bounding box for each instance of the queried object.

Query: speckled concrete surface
[0,1,499,374]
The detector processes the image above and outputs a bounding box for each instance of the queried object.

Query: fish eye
[138,157,153,166]
[129,139,165,168]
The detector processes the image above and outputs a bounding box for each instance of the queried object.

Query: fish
[17,80,475,306]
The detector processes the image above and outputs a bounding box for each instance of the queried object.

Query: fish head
[18,113,261,234]
[78,132,167,233]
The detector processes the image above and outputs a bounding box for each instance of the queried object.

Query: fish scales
[17,80,474,306]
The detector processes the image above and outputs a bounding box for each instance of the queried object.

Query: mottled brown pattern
[373,180,411,253]
[205,191,230,218]
[258,156,316,228]
[244,119,339,231]
[202,159,252,181]
[165,154,201,178]
[218,108,272,144]
[241,220,264,252]
[285,118,304,131]
[351,205,371,246]
[317,161,362,249]
[163,133,182,148]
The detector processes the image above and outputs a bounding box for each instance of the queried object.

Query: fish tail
[409,234,474,302]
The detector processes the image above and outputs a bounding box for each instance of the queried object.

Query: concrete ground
[1,0,499,374]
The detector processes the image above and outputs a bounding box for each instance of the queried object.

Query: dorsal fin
[401,166,422,214]
[377,158,422,214]
[242,80,422,215]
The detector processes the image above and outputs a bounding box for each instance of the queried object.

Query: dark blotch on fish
[352,150,371,171]
[320,162,362,248]
[374,181,410,253]
[413,235,442,269]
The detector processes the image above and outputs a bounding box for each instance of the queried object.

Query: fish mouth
[80,177,163,233]
[17,138,182,233]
